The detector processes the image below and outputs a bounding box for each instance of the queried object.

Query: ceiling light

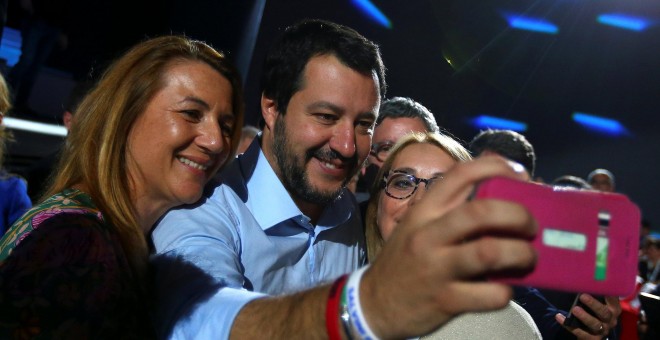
[351,0,392,29]
[471,115,528,132]
[3,117,67,137]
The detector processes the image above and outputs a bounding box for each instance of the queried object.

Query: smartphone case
[474,177,640,296]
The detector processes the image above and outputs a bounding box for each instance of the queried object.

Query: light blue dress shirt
[151,140,366,339]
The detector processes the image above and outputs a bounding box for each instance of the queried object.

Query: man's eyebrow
[307,101,377,120]
[306,101,342,113]
[358,110,377,121]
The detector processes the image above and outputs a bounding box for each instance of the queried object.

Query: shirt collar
[230,139,356,231]
[246,149,301,230]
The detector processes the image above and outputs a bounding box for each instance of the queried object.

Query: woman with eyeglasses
[364,131,542,339]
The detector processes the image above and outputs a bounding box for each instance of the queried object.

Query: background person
[552,175,592,190]
[356,96,440,199]
[640,237,660,284]
[0,73,31,236]
[469,129,536,180]
[0,35,243,337]
[587,168,616,192]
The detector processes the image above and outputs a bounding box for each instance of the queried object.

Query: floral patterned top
[0,189,154,339]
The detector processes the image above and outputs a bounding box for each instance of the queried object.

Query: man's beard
[272,117,358,205]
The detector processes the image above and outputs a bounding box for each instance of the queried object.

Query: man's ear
[62,111,73,130]
[261,94,279,131]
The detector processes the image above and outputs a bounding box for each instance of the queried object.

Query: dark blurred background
[3,0,659,230]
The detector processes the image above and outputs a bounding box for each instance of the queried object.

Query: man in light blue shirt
[152,139,366,337]
[151,19,382,339]
[151,19,539,339]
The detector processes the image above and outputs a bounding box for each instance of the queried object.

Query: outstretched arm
[231,286,331,339]
[229,156,538,339]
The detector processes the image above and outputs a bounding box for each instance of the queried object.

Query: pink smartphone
[474,177,640,296]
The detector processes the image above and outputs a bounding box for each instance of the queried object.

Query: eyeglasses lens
[386,174,417,199]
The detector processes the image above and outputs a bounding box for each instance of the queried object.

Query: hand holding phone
[563,293,606,329]
[559,293,621,338]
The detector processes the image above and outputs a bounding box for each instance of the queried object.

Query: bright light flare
[471,115,528,132]
[597,13,653,32]
[351,0,392,29]
[502,13,559,34]
[572,112,629,136]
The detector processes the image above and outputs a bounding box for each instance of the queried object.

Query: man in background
[587,168,615,192]
[356,96,439,199]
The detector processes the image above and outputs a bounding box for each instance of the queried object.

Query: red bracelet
[326,274,349,340]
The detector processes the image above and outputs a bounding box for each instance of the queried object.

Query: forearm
[231,284,332,339]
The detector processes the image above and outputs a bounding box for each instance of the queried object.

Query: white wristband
[346,265,381,340]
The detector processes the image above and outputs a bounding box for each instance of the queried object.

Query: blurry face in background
[127,61,235,211]
[369,117,428,168]
[377,142,457,240]
[590,174,614,192]
[647,244,660,263]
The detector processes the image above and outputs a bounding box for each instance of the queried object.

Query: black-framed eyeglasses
[382,170,442,200]
[370,141,395,162]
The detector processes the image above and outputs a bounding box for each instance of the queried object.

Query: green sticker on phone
[594,236,608,281]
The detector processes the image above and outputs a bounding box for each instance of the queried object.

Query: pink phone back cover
[475,177,640,296]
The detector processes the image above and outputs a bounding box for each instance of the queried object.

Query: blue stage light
[597,14,652,32]
[351,0,392,29]
[572,112,628,136]
[0,27,22,67]
[471,115,528,132]
[503,13,559,34]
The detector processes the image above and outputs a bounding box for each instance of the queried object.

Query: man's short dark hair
[375,96,439,133]
[552,175,591,189]
[469,129,536,176]
[260,19,386,115]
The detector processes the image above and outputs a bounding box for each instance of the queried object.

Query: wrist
[345,266,381,340]
[326,275,349,340]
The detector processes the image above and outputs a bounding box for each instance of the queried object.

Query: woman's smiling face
[377,142,458,241]
[126,60,236,212]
